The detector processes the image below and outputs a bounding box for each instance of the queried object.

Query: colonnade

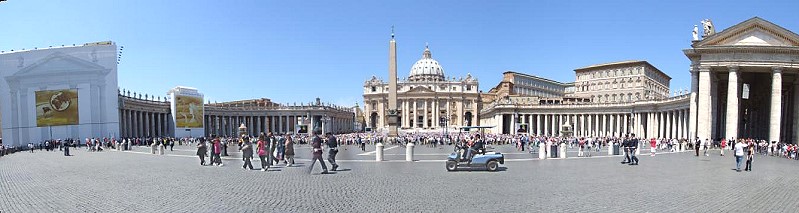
[119,109,171,138]
[204,113,355,137]
[504,108,690,139]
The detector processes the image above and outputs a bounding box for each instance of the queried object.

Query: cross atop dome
[422,42,432,59]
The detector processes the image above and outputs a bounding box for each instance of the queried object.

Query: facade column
[612,114,617,137]
[689,65,699,140]
[587,114,593,137]
[423,100,428,129]
[536,114,542,136]
[793,78,799,145]
[666,111,672,139]
[554,114,559,136]
[769,67,783,143]
[543,115,549,136]
[604,114,609,137]
[696,66,712,140]
[285,115,290,134]
[622,114,628,136]
[412,100,417,128]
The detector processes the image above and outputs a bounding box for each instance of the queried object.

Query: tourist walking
[63,140,71,156]
[257,133,269,171]
[326,132,340,171]
[585,139,593,157]
[629,134,639,165]
[734,140,747,172]
[196,140,207,166]
[358,136,366,152]
[284,135,295,166]
[212,136,223,166]
[621,138,630,164]
[241,136,254,170]
[277,135,286,164]
[650,138,657,157]
[744,140,754,171]
[720,138,727,156]
[308,131,329,174]
[268,133,277,166]
[694,137,701,156]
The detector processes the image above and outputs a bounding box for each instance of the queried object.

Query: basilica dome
[408,45,445,82]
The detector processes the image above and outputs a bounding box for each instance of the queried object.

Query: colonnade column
[696,66,712,140]
[793,78,799,145]
[769,67,783,143]
[536,114,542,136]
[724,66,738,140]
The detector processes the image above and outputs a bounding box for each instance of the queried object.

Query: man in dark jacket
[629,134,639,165]
[308,130,328,174]
[196,139,208,166]
[325,132,339,171]
[465,134,485,163]
[620,135,630,164]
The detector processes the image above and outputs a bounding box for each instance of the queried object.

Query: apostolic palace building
[1,17,798,147]
[364,17,799,145]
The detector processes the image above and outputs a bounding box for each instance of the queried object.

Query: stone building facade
[481,62,687,137]
[573,61,671,103]
[118,92,356,138]
[364,44,480,132]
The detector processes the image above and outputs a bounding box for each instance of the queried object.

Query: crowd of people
[192,131,340,174]
[4,129,799,175]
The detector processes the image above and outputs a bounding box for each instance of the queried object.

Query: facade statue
[692,25,699,41]
[701,19,715,37]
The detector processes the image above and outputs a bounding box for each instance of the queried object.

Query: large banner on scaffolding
[35,89,79,127]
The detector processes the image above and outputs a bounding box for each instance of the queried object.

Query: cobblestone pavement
[1,145,798,212]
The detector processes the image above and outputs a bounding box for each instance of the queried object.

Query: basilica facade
[363,44,480,132]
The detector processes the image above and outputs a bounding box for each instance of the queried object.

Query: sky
[1,0,798,107]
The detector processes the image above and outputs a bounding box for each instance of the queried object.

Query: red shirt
[650,138,656,148]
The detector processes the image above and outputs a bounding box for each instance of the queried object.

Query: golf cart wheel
[486,160,499,172]
[446,160,458,171]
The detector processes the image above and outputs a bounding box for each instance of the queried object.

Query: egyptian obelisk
[387,27,399,137]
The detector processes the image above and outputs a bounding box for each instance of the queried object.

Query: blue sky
[2,0,797,107]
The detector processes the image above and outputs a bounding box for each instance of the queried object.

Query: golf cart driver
[464,134,485,163]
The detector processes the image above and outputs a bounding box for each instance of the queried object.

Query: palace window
[371,86,376,92]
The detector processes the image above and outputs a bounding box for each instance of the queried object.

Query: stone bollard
[538,145,547,159]
[375,143,384,161]
[559,142,566,159]
[608,144,613,155]
[158,144,165,155]
[406,142,414,162]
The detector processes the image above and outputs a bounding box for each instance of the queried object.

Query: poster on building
[175,95,204,128]
[35,89,79,127]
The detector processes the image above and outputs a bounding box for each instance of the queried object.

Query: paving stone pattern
[1,145,798,212]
